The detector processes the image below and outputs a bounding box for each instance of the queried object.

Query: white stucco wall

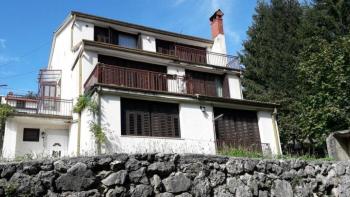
[80,108,96,156]
[257,111,282,155]
[81,51,98,91]
[228,74,243,99]
[167,66,186,94]
[2,117,69,159]
[210,34,227,54]
[98,95,216,154]
[2,118,17,159]
[141,35,156,52]
[72,20,94,47]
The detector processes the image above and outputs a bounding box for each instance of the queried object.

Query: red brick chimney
[210,9,224,39]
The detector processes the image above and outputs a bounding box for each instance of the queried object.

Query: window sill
[120,135,183,140]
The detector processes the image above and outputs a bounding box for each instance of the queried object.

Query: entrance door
[214,108,262,152]
[45,130,68,157]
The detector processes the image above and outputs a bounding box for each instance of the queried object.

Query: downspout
[272,107,282,155]
[96,86,102,154]
[77,52,83,156]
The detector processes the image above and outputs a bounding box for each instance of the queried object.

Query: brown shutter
[121,98,180,138]
[186,70,224,97]
[214,108,262,152]
[223,74,230,98]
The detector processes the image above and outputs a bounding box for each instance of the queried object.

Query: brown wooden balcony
[157,44,240,69]
[84,63,229,98]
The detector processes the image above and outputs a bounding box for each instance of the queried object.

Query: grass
[218,148,263,158]
[218,147,334,161]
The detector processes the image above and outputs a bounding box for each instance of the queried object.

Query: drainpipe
[213,113,224,154]
[96,87,102,154]
[272,107,282,155]
[70,15,76,51]
[77,52,83,156]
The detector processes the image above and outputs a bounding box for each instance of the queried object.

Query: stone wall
[0,154,349,196]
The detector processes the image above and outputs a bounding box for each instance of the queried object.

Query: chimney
[210,9,224,39]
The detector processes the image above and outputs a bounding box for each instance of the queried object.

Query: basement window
[23,128,40,142]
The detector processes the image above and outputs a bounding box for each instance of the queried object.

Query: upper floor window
[118,33,137,49]
[94,26,138,49]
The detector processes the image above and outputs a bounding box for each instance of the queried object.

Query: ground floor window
[214,108,262,152]
[121,98,180,138]
[23,128,40,142]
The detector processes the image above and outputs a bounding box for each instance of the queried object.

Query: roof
[71,11,214,44]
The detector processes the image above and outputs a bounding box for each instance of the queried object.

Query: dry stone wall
[0,154,349,196]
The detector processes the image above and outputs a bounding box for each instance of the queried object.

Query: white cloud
[0,39,6,49]
[0,55,19,65]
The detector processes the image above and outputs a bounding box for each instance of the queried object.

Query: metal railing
[84,63,188,94]
[157,45,240,69]
[6,95,72,117]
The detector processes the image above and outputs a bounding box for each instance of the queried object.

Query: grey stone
[226,159,244,175]
[55,162,96,191]
[163,172,191,194]
[37,170,57,190]
[151,174,162,192]
[131,184,153,197]
[208,169,225,187]
[1,165,16,179]
[271,180,293,197]
[110,160,124,171]
[129,167,146,183]
[125,158,141,171]
[226,177,245,194]
[98,157,112,167]
[191,176,211,197]
[106,186,127,197]
[175,192,193,197]
[102,170,128,186]
[235,186,253,197]
[158,192,175,197]
[148,161,175,177]
[54,160,68,173]
[23,163,40,175]
[213,185,233,197]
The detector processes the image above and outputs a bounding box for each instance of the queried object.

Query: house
[1,10,282,159]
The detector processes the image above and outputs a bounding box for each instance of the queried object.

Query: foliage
[73,95,91,113]
[5,182,18,196]
[240,0,303,153]
[218,148,263,158]
[0,104,14,121]
[89,121,105,144]
[297,36,350,153]
[24,91,37,99]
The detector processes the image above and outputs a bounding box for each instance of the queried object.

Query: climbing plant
[73,94,105,154]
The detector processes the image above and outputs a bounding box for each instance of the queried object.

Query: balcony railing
[85,63,187,94]
[6,95,72,117]
[157,45,240,69]
[85,63,228,98]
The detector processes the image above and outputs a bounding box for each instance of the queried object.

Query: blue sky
[0,0,256,95]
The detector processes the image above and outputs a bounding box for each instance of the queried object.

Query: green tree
[297,36,350,154]
[241,0,303,151]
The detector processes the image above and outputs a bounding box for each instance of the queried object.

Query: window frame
[23,128,40,142]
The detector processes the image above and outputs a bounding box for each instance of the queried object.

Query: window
[94,26,110,43]
[23,128,40,142]
[121,98,180,138]
[118,33,137,49]
[16,101,26,108]
[186,70,225,97]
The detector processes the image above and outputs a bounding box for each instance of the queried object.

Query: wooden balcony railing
[157,45,240,69]
[84,63,229,98]
[6,95,72,117]
[84,63,187,94]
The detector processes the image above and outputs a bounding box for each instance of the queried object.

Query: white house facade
[1,10,282,159]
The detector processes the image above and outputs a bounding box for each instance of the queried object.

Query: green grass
[218,148,263,158]
[218,147,334,161]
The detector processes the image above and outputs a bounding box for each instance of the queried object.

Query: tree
[240,0,303,151]
[297,36,350,155]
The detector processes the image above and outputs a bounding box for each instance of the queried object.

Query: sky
[0,0,256,96]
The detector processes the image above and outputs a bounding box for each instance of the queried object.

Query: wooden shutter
[186,70,224,97]
[121,98,180,138]
[151,102,180,137]
[222,74,230,98]
[214,108,262,152]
